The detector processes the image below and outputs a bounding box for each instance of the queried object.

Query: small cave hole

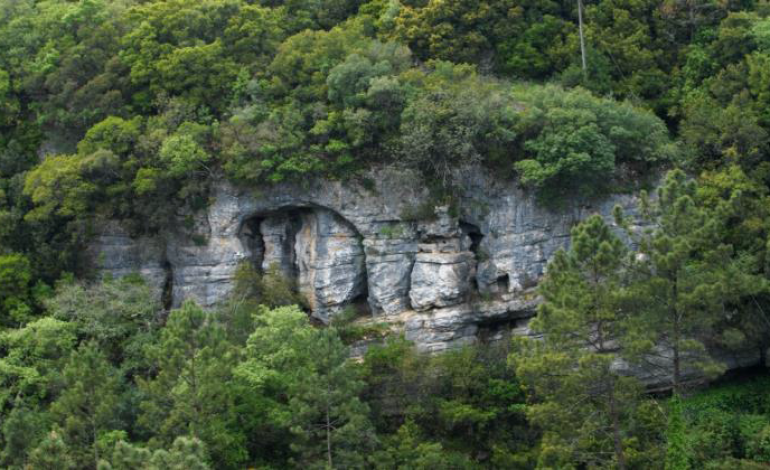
[496,274,510,293]
[476,317,518,344]
[460,222,484,259]
[161,260,174,312]
[461,221,484,294]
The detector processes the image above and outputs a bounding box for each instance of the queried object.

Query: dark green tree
[512,215,642,469]
[616,170,738,394]
[50,342,122,469]
[237,305,376,468]
[138,301,246,468]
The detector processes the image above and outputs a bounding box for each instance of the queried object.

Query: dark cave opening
[496,273,510,293]
[460,221,484,259]
[461,221,484,292]
[238,207,369,319]
[239,215,265,272]
[161,260,174,312]
[475,316,523,344]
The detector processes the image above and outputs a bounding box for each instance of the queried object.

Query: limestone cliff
[87,167,761,384]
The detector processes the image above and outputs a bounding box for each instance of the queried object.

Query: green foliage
[138,301,246,468]
[51,342,122,469]
[237,305,375,468]
[398,63,518,187]
[45,277,162,372]
[666,397,690,470]
[98,436,211,470]
[0,253,34,327]
[4,0,770,468]
[513,215,651,468]
[0,317,77,409]
[369,420,478,469]
[512,84,674,202]
[362,338,535,467]
[28,430,77,470]
[617,170,766,393]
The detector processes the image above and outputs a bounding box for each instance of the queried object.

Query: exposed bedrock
[87,166,763,383]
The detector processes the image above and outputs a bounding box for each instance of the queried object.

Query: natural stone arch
[237,205,368,322]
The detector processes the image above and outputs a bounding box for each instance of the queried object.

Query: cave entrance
[238,207,369,321]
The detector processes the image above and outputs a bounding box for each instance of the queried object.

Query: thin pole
[578,0,587,80]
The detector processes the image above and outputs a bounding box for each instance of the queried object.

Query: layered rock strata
[88,167,762,382]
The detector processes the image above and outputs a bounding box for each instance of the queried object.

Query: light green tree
[28,430,77,470]
[97,436,211,470]
[45,276,161,373]
[237,305,376,468]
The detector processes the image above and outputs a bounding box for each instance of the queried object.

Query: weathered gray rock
[86,166,648,327]
[85,166,762,386]
[295,209,367,321]
[364,237,417,314]
[87,221,167,302]
[260,215,299,277]
[409,252,474,311]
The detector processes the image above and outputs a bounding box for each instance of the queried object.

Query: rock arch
[238,206,368,322]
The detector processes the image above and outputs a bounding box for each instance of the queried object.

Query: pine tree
[137,301,246,468]
[237,305,376,468]
[50,342,122,469]
[28,430,76,470]
[97,436,211,470]
[512,215,641,469]
[616,170,730,394]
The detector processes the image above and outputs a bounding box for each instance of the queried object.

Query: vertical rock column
[259,215,300,278]
[409,207,476,311]
[295,210,367,322]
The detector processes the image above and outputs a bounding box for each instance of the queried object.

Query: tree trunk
[326,403,333,469]
[672,277,681,396]
[609,383,627,470]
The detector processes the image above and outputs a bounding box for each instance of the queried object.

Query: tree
[236,305,376,468]
[0,404,50,468]
[98,436,211,470]
[0,253,33,327]
[368,421,478,470]
[398,62,518,188]
[50,342,122,469]
[137,301,246,468]
[28,430,77,470]
[0,317,77,412]
[511,84,674,203]
[616,170,736,394]
[512,215,642,469]
[45,277,162,373]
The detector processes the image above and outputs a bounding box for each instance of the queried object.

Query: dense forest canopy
[1,0,770,468]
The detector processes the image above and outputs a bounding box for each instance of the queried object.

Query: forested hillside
[1,0,770,468]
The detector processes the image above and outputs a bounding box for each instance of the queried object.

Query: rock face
[87,167,762,379]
